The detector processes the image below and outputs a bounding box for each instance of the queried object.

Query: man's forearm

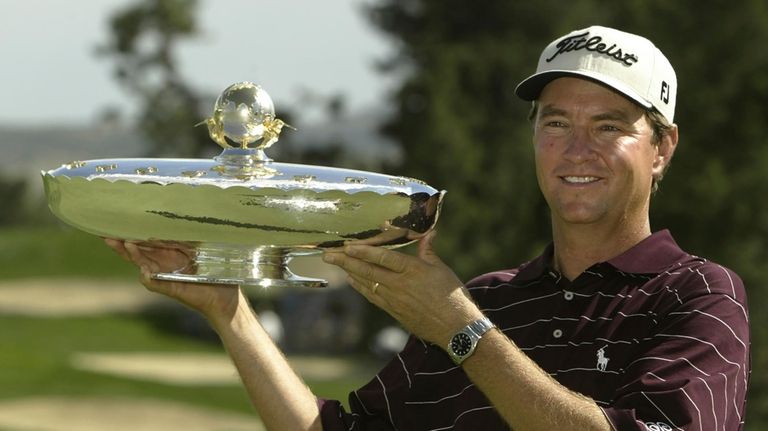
[209,292,322,431]
[461,328,612,431]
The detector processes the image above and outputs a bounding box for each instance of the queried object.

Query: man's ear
[653,124,679,180]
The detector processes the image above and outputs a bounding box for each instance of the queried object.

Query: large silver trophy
[42,82,444,288]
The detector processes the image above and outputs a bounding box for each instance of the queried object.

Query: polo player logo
[596,346,610,372]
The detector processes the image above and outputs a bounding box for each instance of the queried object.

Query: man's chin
[553,206,607,225]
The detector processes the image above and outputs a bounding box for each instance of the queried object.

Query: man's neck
[551,219,651,281]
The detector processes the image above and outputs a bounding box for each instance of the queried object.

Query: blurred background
[1,0,767,429]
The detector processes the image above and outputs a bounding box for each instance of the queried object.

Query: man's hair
[527,101,673,193]
[646,108,673,193]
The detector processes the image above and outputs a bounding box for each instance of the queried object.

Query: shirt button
[564,291,574,301]
[553,329,563,338]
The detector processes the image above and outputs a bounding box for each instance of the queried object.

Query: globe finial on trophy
[200,82,294,154]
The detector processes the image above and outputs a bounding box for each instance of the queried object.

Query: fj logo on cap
[661,81,670,104]
[546,31,639,67]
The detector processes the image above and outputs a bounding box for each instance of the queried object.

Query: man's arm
[322,233,611,430]
[462,328,612,430]
[106,240,322,431]
[207,290,322,430]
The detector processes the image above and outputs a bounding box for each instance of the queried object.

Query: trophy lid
[46,82,433,196]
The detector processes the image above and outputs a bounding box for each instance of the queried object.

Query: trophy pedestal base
[152,272,327,288]
[151,246,327,288]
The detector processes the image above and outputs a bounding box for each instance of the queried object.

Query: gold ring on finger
[372,282,380,294]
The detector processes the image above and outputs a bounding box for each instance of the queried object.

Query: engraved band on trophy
[42,82,445,288]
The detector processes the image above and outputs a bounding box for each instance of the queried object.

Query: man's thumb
[417,230,440,263]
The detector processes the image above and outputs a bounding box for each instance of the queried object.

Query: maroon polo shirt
[319,230,750,430]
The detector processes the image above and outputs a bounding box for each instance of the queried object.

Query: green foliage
[99,0,356,164]
[367,0,597,278]
[99,0,210,157]
[367,0,768,427]
[0,174,27,226]
[367,0,768,279]
[0,226,136,280]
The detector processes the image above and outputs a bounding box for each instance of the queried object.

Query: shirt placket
[547,269,573,341]
[547,268,602,341]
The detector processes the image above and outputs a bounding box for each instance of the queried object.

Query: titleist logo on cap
[545,31,639,66]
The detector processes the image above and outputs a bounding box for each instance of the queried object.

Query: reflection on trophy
[42,82,445,288]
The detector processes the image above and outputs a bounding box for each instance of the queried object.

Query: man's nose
[562,129,598,163]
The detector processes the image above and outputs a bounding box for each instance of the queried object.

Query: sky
[0,0,394,126]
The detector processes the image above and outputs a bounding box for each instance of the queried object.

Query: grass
[0,314,250,413]
[0,224,136,279]
[0,225,379,419]
[0,313,371,415]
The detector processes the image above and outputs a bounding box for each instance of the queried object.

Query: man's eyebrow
[591,110,635,123]
[538,105,567,118]
[538,105,637,124]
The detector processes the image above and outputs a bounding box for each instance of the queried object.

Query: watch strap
[466,317,495,338]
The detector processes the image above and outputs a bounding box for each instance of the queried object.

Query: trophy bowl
[41,82,445,288]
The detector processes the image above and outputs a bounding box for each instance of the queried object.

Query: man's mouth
[561,176,600,184]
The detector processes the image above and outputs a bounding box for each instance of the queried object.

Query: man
[107,25,750,430]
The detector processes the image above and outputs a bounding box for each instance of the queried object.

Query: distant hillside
[1,124,148,191]
[1,107,400,187]
[292,108,401,167]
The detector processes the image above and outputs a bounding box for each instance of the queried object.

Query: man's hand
[322,231,484,346]
[103,239,241,322]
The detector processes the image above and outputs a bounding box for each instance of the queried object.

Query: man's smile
[560,175,602,185]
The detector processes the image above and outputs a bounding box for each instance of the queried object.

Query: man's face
[533,77,659,229]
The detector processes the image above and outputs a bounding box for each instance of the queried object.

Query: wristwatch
[447,317,495,365]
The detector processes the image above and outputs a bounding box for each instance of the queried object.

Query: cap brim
[515,70,653,111]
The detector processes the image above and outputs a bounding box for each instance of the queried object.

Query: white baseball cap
[515,25,677,123]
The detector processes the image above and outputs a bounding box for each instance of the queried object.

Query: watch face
[451,333,473,356]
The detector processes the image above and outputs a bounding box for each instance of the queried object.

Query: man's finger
[124,242,161,273]
[417,230,440,264]
[347,274,378,301]
[323,251,380,281]
[139,266,181,297]
[104,238,132,262]
[344,245,408,273]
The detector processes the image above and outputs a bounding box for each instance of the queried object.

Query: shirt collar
[514,243,555,282]
[513,229,688,281]
[605,229,689,274]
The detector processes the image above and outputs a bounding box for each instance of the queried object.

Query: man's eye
[545,121,566,127]
[599,124,621,132]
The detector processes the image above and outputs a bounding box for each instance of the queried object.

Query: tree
[366,0,598,277]
[99,0,211,157]
[99,0,355,164]
[0,175,27,226]
[367,0,768,427]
